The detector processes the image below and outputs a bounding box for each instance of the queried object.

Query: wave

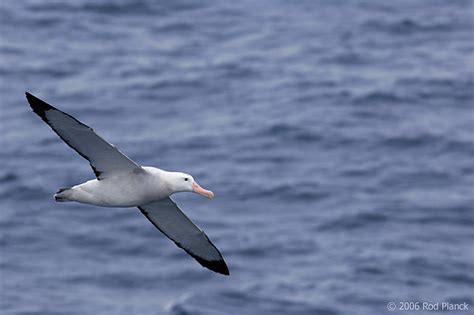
[318,211,388,231]
[363,18,459,35]
[259,123,322,143]
[168,289,339,315]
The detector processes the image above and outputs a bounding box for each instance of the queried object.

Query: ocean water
[1,1,473,314]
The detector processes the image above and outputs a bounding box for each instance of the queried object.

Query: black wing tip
[207,259,230,276]
[25,91,54,117]
[213,260,230,276]
[189,252,230,276]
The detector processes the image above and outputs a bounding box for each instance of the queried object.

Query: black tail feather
[56,188,70,194]
[54,187,71,202]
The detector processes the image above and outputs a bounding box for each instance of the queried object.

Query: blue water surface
[1,1,473,314]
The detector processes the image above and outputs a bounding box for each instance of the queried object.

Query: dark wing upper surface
[26,92,140,179]
[138,198,229,275]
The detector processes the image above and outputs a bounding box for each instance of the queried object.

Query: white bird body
[26,92,228,275]
[61,167,168,207]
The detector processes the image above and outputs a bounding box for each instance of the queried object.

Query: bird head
[169,172,214,199]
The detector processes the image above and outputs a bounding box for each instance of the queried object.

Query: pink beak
[192,181,215,199]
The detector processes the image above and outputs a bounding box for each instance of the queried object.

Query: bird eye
[184,178,188,181]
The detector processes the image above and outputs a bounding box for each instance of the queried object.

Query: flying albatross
[25,92,229,275]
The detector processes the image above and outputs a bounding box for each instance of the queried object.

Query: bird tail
[54,187,72,202]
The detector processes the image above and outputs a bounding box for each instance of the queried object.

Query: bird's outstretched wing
[26,92,140,179]
[138,198,229,275]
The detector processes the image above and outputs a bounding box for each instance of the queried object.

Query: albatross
[25,92,229,275]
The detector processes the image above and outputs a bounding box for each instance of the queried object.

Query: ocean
[1,1,473,314]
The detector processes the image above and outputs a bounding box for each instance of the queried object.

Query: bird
[25,92,229,276]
